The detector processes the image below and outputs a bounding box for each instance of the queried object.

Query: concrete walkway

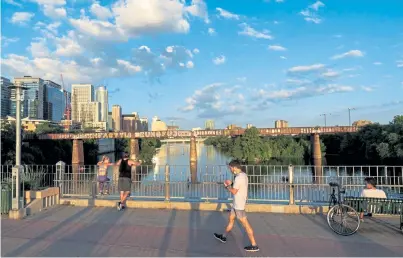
[1,205,403,257]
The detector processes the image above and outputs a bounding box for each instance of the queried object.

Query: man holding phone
[213,160,259,252]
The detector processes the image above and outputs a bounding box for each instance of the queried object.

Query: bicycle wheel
[327,204,360,236]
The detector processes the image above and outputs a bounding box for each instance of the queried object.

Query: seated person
[359,177,386,220]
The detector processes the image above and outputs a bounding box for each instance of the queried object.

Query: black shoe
[244,245,259,252]
[121,205,126,210]
[213,233,227,243]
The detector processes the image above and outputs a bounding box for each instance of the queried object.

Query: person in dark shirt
[115,152,141,210]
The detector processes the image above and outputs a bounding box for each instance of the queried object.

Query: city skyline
[1,0,402,129]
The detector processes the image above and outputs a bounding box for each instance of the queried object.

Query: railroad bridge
[23,126,358,182]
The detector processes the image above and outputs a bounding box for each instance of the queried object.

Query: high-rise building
[205,119,215,130]
[95,86,108,124]
[275,120,288,128]
[112,105,122,131]
[107,112,113,131]
[140,117,148,131]
[71,84,104,129]
[246,123,253,129]
[13,76,45,119]
[353,120,372,127]
[63,90,72,120]
[43,80,64,122]
[122,112,142,132]
[151,116,167,131]
[1,77,12,118]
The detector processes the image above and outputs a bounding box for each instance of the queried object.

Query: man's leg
[121,191,130,207]
[214,209,236,243]
[237,211,259,252]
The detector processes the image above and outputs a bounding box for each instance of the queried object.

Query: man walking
[214,160,259,252]
[116,152,141,211]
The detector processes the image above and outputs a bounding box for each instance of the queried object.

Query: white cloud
[361,86,374,92]
[1,36,19,47]
[180,83,243,118]
[5,0,22,7]
[237,77,247,82]
[286,78,311,85]
[54,31,82,56]
[43,4,67,19]
[238,23,273,40]
[310,1,325,11]
[268,44,286,51]
[70,0,208,41]
[90,1,113,20]
[216,7,239,20]
[117,59,142,74]
[321,70,339,78]
[1,54,119,84]
[254,84,353,103]
[288,63,325,73]
[208,27,216,35]
[397,60,403,68]
[280,56,287,60]
[331,50,364,60]
[186,61,194,68]
[213,55,226,65]
[10,12,35,25]
[28,38,50,58]
[373,62,382,65]
[193,48,200,54]
[300,1,325,24]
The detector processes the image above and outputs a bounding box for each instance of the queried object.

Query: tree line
[1,121,160,165]
[205,115,403,166]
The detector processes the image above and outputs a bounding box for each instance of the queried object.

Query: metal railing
[1,165,402,204]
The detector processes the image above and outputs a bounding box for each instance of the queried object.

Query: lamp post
[8,82,28,210]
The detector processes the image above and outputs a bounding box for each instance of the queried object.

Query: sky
[1,0,403,129]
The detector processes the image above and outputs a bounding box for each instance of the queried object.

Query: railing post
[288,165,294,205]
[56,161,65,197]
[165,164,170,201]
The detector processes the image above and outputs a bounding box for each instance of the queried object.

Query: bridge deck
[2,206,403,257]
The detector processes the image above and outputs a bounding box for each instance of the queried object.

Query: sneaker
[213,233,227,243]
[121,205,126,210]
[244,245,259,252]
[117,202,121,211]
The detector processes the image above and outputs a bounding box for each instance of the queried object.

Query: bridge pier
[129,139,140,160]
[311,133,323,184]
[190,136,197,183]
[72,139,84,180]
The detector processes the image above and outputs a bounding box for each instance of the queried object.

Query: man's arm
[116,159,121,166]
[128,160,141,166]
[225,177,242,195]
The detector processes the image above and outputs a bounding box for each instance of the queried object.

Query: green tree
[391,115,403,125]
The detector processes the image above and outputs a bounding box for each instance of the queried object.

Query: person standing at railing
[214,160,260,252]
[116,152,141,211]
[97,156,113,195]
[359,177,387,221]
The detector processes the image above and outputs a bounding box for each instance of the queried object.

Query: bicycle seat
[329,182,339,187]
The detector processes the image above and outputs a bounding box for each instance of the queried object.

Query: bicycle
[327,182,361,236]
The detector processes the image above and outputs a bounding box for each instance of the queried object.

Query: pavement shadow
[157,209,178,257]
[185,202,245,257]
[4,205,94,257]
[40,205,125,257]
[297,204,402,256]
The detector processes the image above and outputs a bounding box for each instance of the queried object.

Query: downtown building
[71,84,106,130]
[1,77,12,118]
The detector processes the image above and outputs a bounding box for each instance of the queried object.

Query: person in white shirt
[359,177,387,220]
[213,160,259,252]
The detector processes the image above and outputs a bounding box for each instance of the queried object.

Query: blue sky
[2,0,403,129]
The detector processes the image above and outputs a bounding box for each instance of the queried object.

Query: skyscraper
[44,80,64,122]
[95,86,108,124]
[1,77,12,118]
[71,84,104,129]
[275,120,288,128]
[205,119,215,130]
[13,76,45,119]
[112,105,122,131]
